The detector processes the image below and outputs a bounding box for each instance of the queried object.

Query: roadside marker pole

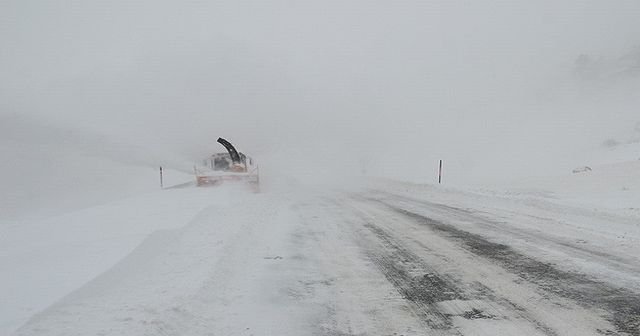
[160,166,164,189]
[438,160,443,184]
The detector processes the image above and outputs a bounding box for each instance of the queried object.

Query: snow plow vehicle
[194,138,259,191]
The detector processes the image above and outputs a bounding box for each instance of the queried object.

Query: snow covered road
[9,184,640,336]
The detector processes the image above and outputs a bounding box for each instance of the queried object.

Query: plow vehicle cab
[194,138,259,191]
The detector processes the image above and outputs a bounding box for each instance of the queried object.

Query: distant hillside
[0,115,172,221]
[573,45,640,81]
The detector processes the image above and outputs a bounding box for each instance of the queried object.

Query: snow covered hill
[0,115,197,333]
[0,185,215,334]
[0,115,178,222]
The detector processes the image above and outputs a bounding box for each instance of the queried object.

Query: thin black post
[160,166,164,189]
[438,160,443,184]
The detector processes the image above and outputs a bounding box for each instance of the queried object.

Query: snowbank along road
[8,183,640,336]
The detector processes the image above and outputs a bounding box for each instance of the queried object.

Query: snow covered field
[3,160,639,335]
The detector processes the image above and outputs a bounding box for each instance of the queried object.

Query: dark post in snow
[438,160,443,184]
[160,166,164,189]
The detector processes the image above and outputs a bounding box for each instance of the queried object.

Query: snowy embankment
[11,189,329,336]
[0,114,204,333]
[483,160,640,217]
[0,185,220,334]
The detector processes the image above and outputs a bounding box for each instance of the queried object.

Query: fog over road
[13,185,639,336]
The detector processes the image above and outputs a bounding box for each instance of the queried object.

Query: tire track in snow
[373,190,640,287]
[341,197,558,336]
[371,197,640,335]
[362,222,466,333]
[291,199,428,336]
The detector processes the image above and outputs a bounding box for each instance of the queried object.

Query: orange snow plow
[194,138,259,192]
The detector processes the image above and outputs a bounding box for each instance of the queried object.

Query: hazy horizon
[2,0,640,186]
